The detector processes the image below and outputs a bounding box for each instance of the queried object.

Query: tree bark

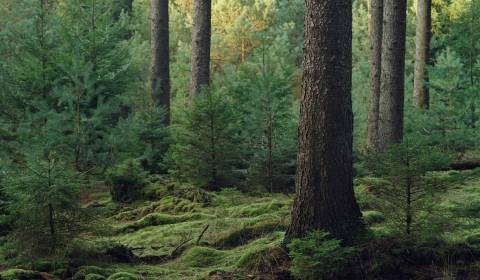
[413,0,431,109]
[378,0,407,149]
[151,0,170,125]
[285,0,364,242]
[190,0,211,98]
[367,0,383,150]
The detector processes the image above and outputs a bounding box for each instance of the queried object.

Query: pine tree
[168,89,239,190]
[190,0,212,98]
[378,0,407,149]
[5,149,87,258]
[367,0,383,150]
[151,0,171,125]
[286,0,364,242]
[413,0,432,109]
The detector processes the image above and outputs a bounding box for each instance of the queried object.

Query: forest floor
[2,168,480,279]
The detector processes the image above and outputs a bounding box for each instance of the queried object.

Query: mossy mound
[114,197,203,222]
[121,212,215,232]
[214,219,288,248]
[85,274,106,280]
[179,247,227,268]
[72,266,113,280]
[0,269,46,280]
[237,245,289,274]
[363,210,385,225]
[106,272,139,280]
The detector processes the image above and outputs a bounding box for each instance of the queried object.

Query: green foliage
[225,54,298,192]
[85,275,106,280]
[365,137,451,235]
[106,159,148,203]
[419,48,480,156]
[168,89,240,190]
[111,105,170,173]
[106,272,139,280]
[363,211,386,225]
[237,245,288,274]
[73,266,113,280]
[0,269,46,280]
[288,231,354,280]
[4,150,88,259]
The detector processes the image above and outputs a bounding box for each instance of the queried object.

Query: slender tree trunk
[285,0,364,242]
[367,0,383,150]
[151,0,170,125]
[190,0,211,98]
[378,0,407,149]
[413,0,431,109]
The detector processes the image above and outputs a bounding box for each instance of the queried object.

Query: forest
[0,0,479,279]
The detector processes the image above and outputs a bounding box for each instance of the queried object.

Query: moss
[85,275,107,280]
[214,220,288,248]
[106,272,139,280]
[141,183,169,200]
[0,269,44,280]
[466,233,480,248]
[237,245,288,273]
[72,266,113,280]
[179,247,226,268]
[121,212,216,232]
[173,185,211,204]
[363,210,386,225]
[114,197,202,222]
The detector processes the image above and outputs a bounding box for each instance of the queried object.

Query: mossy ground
[1,169,480,279]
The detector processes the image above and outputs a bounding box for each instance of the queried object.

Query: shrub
[288,231,354,280]
[106,159,148,203]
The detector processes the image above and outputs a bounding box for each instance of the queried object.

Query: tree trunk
[413,0,431,109]
[378,0,407,149]
[190,0,211,98]
[285,0,364,242]
[367,0,383,150]
[151,0,170,125]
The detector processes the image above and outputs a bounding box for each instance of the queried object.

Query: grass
[1,169,480,279]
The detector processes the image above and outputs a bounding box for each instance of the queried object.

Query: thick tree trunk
[413,0,431,109]
[378,0,407,149]
[151,0,170,125]
[285,0,364,242]
[190,0,211,98]
[367,0,383,150]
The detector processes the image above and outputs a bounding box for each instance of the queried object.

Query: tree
[190,0,211,98]
[367,0,383,150]
[285,0,364,242]
[413,0,432,109]
[151,0,170,125]
[365,138,450,235]
[5,150,88,258]
[378,0,407,149]
[168,89,239,190]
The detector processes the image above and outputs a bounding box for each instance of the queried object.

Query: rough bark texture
[367,0,383,150]
[151,0,170,125]
[413,0,431,109]
[285,0,364,242]
[378,0,407,149]
[190,0,211,98]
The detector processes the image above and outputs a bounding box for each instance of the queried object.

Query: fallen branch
[196,224,210,245]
